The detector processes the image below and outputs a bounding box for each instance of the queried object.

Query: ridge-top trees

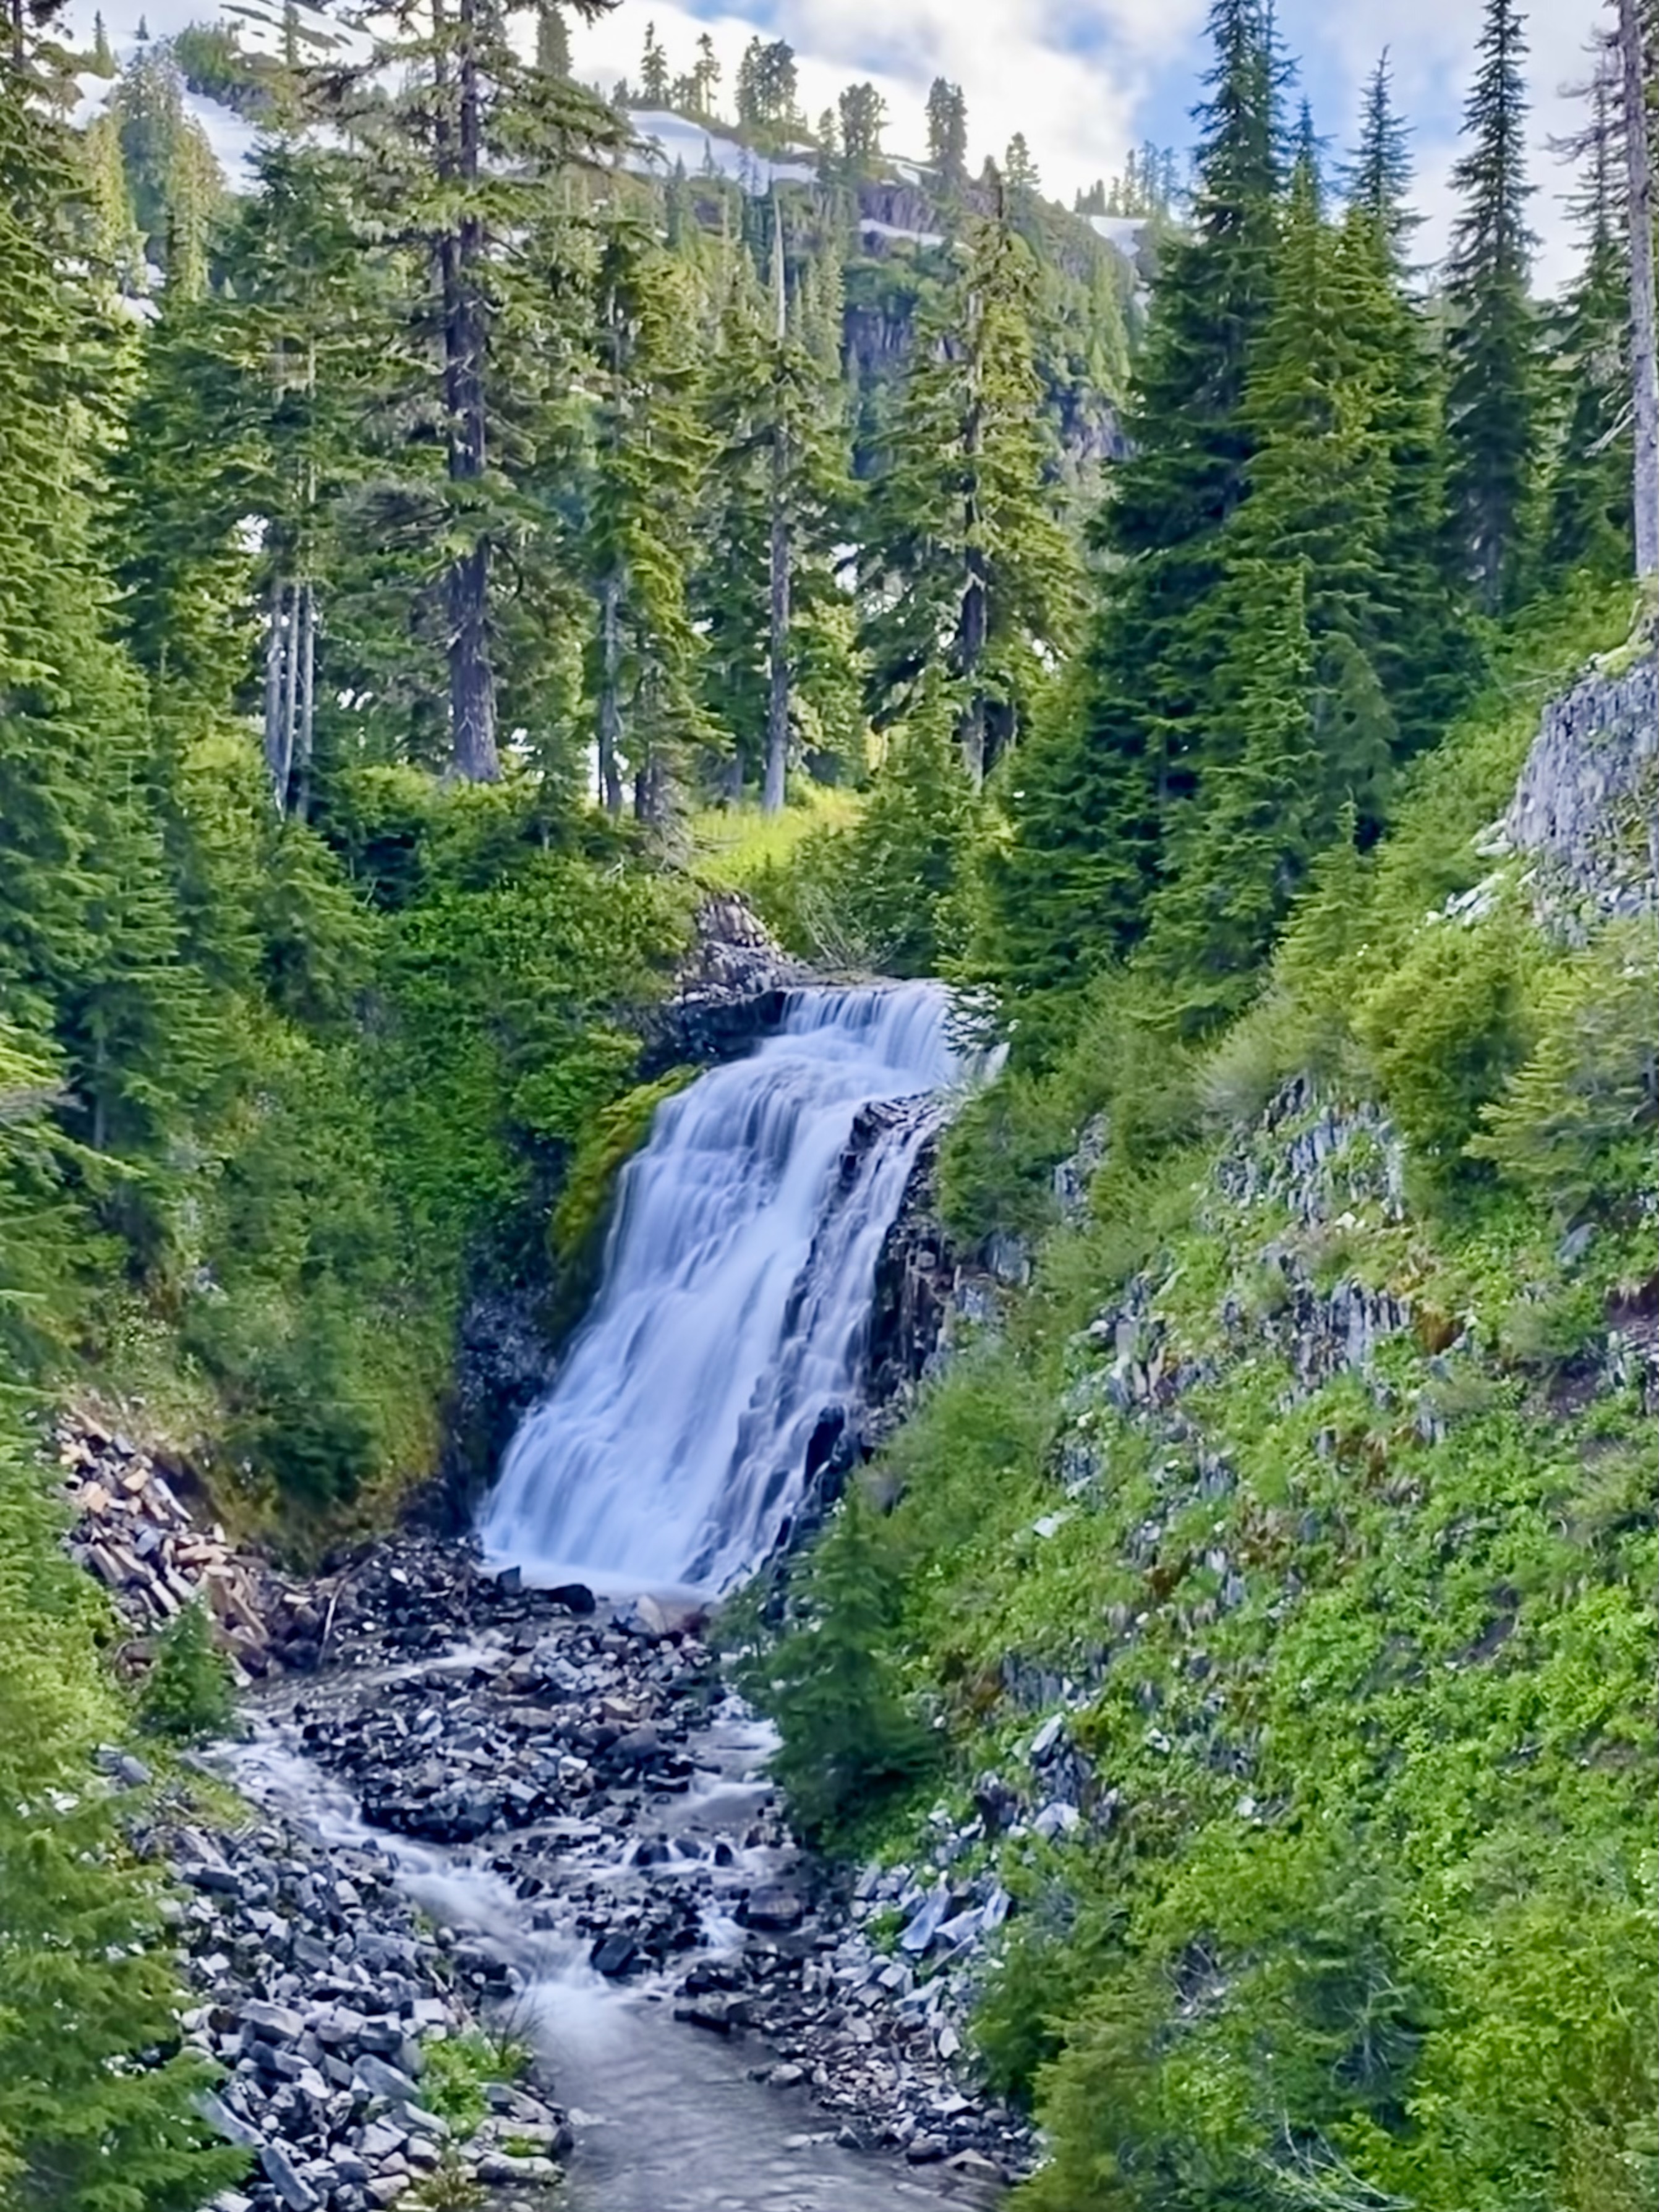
[860,195,1081,786]
[324,0,624,781]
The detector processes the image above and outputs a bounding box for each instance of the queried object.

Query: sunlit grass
[688,782,863,892]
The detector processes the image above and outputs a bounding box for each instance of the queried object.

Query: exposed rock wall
[1500,647,1658,925]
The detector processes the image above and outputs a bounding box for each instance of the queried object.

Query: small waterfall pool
[480,982,966,1593]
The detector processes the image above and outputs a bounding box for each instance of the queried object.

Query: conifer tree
[535,1,571,79]
[984,0,1281,1008]
[698,205,852,809]
[838,82,885,172]
[926,77,966,186]
[1443,0,1541,611]
[1142,561,1318,1026]
[1544,58,1637,582]
[639,19,668,106]
[860,203,1081,783]
[582,221,710,823]
[322,0,625,780]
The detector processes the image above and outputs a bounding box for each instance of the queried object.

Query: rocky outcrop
[232,1538,1030,2192]
[1499,646,1658,926]
[59,1419,333,1682]
[640,893,812,1074]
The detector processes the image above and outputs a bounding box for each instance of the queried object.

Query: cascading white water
[480,982,962,1594]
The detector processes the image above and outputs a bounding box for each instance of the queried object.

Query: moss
[547,1068,699,1330]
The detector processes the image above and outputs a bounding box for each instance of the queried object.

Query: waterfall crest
[479,983,962,1594]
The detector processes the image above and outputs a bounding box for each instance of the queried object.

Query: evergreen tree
[1346,49,1419,268]
[697,210,853,809]
[1142,561,1319,1026]
[1443,0,1541,611]
[321,0,626,779]
[986,0,1281,1007]
[581,221,710,824]
[689,31,719,118]
[860,206,1081,783]
[639,19,668,106]
[837,82,885,172]
[0,1431,243,2212]
[535,1,571,79]
[1544,56,1636,582]
[926,76,966,185]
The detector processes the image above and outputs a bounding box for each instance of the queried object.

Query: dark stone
[591,1933,637,1978]
[741,1885,806,1933]
[547,1581,597,1615]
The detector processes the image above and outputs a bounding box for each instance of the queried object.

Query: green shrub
[139,1599,234,1741]
[1469,922,1659,1220]
[1354,903,1536,1180]
[741,1489,938,1847]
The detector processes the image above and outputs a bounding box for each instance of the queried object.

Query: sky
[568,0,1610,294]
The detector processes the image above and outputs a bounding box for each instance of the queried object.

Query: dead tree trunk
[1620,0,1659,579]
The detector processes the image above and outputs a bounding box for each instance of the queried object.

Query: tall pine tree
[1443,0,1541,612]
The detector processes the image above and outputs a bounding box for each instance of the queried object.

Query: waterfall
[479,983,964,1594]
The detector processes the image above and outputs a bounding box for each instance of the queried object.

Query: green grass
[688,784,863,896]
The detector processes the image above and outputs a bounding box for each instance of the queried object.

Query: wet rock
[741,1884,805,1933]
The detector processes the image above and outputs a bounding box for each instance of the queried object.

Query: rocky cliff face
[1499,645,1657,927]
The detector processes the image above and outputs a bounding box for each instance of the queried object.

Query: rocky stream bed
[96,1495,1035,2212]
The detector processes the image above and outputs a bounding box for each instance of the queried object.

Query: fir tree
[1443,0,1541,612]
[321,0,626,780]
[639,19,668,106]
[535,1,571,79]
[582,220,710,824]
[926,77,966,185]
[697,213,853,809]
[837,82,885,172]
[1544,56,1636,582]
[860,205,1081,783]
[1143,561,1320,1027]
[986,0,1281,1006]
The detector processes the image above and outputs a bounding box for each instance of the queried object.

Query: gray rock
[258,2142,320,2211]
[194,2091,264,2151]
[354,2054,419,2105]
[241,1999,304,2045]
[741,1884,804,1933]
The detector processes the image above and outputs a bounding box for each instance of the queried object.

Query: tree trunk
[263,576,289,809]
[956,278,990,785]
[1621,0,1659,580]
[441,0,500,781]
[294,580,316,822]
[598,571,625,815]
[764,428,791,815]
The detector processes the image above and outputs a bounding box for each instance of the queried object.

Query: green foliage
[1469,922,1659,1219]
[139,1598,234,1740]
[756,696,981,975]
[1354,902,1536,1176]
[0,1423,244,2210]
[419,2030,526,2137]
[548,1067,697,1322]
[741,1487,939,1845]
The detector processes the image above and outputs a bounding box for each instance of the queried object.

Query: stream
[226,984,1011,2210]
